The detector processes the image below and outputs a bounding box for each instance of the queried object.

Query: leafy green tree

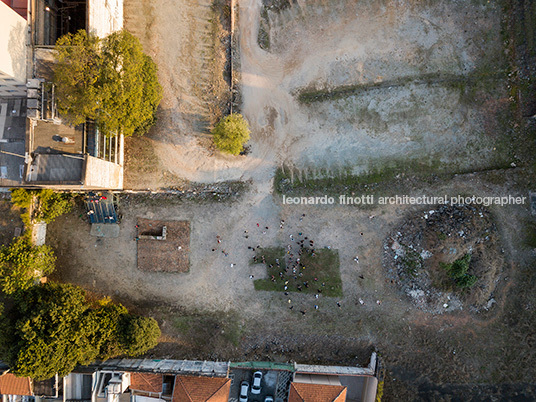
[0,283,95,379]
[85,301,128,359]
[212,113,251,155]
[54,30,102,126]
[10,188,32,209]
[34,189,73,224]
[0,283,161,380]
[10,189,72,226]
[0,237,56,294]
[53,30,162,136]
[118,315,161,356]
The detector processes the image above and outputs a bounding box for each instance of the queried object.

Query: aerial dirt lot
[45,0,536,400]
[48,171,536,400]
[124,0,509,187]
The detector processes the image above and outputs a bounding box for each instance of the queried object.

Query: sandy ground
[46,171,535,391]
[42,0,536,399]
[123,0,268,187]
[123,0,507,188]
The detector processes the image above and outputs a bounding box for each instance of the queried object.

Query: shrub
[0,283,161,380]
[10,189,73,226]
[212,113,251,155]
[0,237,56,294]
[118,315,161,356]
[441,253,477,289]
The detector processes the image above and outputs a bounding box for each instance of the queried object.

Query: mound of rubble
[384,204,504,314]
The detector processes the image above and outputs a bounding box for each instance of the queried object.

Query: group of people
[209,213,352,312]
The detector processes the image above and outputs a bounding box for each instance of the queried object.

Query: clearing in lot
[41,0,536,400]
[136,218,191,273]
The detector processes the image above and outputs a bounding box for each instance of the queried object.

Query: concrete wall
[0,2,27,92]
[83,155,123,190]
[88,0,123,38]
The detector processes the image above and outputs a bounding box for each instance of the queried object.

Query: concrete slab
[90,223,120,238]
[31,221,47,246]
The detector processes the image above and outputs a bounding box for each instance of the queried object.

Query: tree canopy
[54,29,162,137]
[0,283,161,380]
[11,189,73,226]
[212,113,251,155]
[0,237,56,294]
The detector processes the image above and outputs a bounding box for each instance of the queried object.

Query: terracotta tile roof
[0,373,32,396]
[129,373,163,393]
[288,382,347,402]
[173,376,231,402]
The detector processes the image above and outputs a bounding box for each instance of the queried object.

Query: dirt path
[123,0,273,187]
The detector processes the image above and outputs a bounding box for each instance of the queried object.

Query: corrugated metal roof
[85,360,229,378]
[230,362,295,371]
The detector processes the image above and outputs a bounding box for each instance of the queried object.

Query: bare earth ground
[0,198,23,246]
[136,218,191,273]
[124,0,509,187]
[42,0,536,400]
[47,170,536,399]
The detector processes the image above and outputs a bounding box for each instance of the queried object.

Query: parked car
[251,371,263,395]
[239,381,249,402]
[265,397,274,402]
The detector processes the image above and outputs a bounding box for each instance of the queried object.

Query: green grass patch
[297,71,506,104]
[172,316,192,333]
[252,247,343,297]
[523,222,536,249]
[274,155,514,199]
[169,311,244,348]
[274,159,442,198]
[440,253,477,289]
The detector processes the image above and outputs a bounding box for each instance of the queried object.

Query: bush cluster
[11,189,73,226]
[441,253,477,289]
[212,113,251,155]
[0,237,55,294]
[0,283,161,380]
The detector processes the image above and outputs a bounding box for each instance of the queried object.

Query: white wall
[0,2,27,85]
[88,0,123,38]
[83,155,123,190]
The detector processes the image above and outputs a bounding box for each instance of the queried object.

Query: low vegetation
[212,113,250,155]
[441,254,478,289]
[0,237,55,294]
[11,189,73,227]
[0,283,160,380]
[296,70,505,104]
[252,247,343,297]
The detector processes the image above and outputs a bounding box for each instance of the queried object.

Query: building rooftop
[0,97,26,186]
[288,383,347,402]
[0,373,32,396]
[31,119,84,155]
[173,376,231,402]
[129,372,163,394]
[86,359,230,378]
[26,153,83,183]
